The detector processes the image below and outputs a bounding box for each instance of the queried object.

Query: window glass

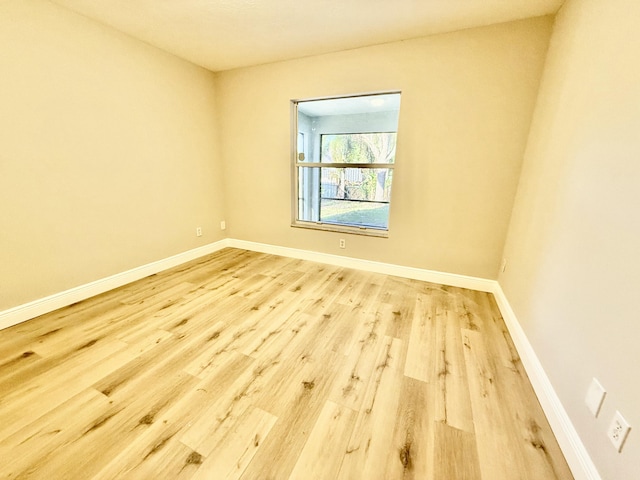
[292,92,401,235]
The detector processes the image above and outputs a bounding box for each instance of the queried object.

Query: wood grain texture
[0,248,573,479]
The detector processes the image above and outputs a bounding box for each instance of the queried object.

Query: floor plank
[190,406,278,480]
[336,336,404,480]
[288,401,357,480]
[433,421,482,480]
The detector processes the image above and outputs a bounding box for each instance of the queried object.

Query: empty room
[0,0,638,479]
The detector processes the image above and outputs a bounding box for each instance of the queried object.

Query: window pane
[293,92,401,233]
[297,166,320,222]
[320,167,393,229]
[296,93,401,164]
[298,166,393,228]
[321,167,392,202]
[321,133,396,164]
[320,199,390,229]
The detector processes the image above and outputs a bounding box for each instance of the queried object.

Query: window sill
[291,220,389,238]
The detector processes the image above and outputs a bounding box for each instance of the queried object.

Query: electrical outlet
[220,220,226,231]
[196,227,202,237]
[585,378,606,417]
[607,411,631,452]
[339,239,346,249]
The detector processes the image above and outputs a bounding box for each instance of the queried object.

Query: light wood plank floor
[0,248,573,479]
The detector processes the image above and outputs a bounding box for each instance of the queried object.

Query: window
[292,92,401,236]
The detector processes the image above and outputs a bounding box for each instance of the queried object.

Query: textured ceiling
[49,0,564,72]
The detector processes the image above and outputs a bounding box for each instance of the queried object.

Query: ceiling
[49,0,564,72]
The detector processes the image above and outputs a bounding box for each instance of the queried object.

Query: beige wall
[215,17,553,279]
[0,0,225,311]
[500,0,640,477]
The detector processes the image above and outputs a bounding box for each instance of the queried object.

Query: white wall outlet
[607,411,631,452]
[220,220,226,230]
[196,227,202,237]
[339,239,346,249]
[585,378,606,417]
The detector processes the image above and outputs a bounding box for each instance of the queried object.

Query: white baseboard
[491,284,601,480]
[228,239,496,293]
[0,240,230,331]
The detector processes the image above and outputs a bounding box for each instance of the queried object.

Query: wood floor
[0,248,573,479]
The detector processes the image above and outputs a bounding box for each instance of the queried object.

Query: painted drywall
[0,0,225,311]
[215,17,553,279]
[499,0,640,477]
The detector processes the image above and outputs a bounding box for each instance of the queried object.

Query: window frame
[290,91,400,238]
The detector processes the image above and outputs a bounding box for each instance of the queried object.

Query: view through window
[292,92,401,235]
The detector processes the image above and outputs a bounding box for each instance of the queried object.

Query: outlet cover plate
[608,411,631,452]
[585,378,606,417]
